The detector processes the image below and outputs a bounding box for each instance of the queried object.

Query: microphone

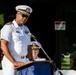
[25,31,63,75]
[25,30,35,38]
[25,30,29,34]
[25,30,38,41]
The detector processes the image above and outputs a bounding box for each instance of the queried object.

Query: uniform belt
[21,56,26,59]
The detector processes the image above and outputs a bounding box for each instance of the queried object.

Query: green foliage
[0,14,4,26]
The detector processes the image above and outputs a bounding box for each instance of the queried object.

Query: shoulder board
[5,22,12,25]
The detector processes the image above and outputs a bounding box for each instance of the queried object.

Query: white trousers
[1,56,29,75]
[1,56,15,75]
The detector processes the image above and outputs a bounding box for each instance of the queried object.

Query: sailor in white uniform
[30,41,46,61]
[1,5,33,75]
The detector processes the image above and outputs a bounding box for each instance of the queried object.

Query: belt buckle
[21,56,25,59]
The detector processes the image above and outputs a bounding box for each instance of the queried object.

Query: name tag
[16,31,20,33]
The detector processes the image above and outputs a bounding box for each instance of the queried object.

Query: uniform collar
[12,20,24,28]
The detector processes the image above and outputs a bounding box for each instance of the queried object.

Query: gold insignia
[31,43,39,50]
[26,8,30,13]
[5,22,12,25]
[18,10,30,16]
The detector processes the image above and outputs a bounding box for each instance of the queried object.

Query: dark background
[0,1,57,70]
[1,0,76,69]
[0,1,56,60]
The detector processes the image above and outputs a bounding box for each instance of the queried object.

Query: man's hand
[13,61,25,67]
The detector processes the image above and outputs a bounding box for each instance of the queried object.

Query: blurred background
[0,0,76,71]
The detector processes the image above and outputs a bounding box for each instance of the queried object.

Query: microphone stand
[30,33,63,75]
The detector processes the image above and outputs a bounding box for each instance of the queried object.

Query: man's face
[16,12,29,25]
[32,49,39,59]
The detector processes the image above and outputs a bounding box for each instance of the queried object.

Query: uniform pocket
[12,31,20,42]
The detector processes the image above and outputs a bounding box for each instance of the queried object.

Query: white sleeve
[1,25,12,42]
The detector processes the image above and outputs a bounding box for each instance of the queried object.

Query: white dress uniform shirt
[34,57,46,61]
[1,20,31,75]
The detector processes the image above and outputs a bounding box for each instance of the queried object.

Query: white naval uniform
[34,57,42,61]
[1,20,31,75]
[34,57,46,61]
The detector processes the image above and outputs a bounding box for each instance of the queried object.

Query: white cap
[30,41,41,49]
[15,5,33,16]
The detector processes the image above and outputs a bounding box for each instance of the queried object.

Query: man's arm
[1,39,16,63]
[1,39,24,67]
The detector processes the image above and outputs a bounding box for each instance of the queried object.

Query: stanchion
[27,32,63,75]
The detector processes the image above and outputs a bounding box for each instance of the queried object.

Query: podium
[15,60,52,75]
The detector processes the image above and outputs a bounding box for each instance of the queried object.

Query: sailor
[30,41,46,61]
[1,5,33,75]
